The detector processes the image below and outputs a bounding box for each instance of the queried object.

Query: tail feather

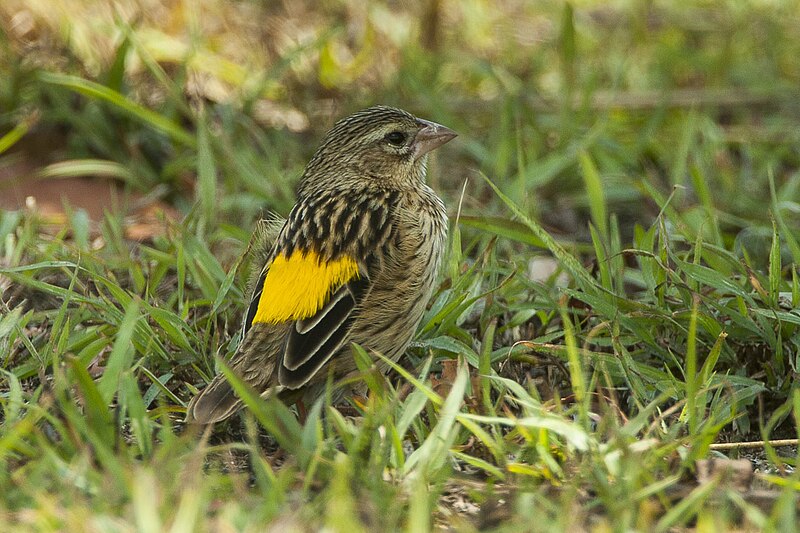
[185,375,242,424]
[186,216,284,425]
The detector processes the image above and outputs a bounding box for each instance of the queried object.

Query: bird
[186,105,457,424]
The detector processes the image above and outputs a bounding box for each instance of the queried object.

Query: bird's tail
[184,374,242,424]
[185,365,283,425]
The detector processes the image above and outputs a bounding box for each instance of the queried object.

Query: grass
[2,1,800,530]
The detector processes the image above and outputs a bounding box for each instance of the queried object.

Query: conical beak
[413,118,457,160]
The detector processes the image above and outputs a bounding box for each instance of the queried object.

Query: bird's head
[299,106,457,193]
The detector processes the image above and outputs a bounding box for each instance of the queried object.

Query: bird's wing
[279,275,370,388]
[243,249,370,389]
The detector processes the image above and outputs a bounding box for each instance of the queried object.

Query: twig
[528,88,800,112]
[709,438,799,451]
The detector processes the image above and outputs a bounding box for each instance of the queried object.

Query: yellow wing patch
[252,250,360,324]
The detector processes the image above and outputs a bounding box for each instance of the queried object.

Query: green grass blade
[38,71,195,147]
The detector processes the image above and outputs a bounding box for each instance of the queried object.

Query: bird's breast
[366,189,447,309]
[347,188,446,361]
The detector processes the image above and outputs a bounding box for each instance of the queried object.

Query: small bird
[186,106,456,424]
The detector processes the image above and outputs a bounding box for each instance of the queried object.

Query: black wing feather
[279,277,370,388]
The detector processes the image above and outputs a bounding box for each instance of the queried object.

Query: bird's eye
[385,131,407,146]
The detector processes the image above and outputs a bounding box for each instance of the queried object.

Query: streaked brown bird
[186,106,456,424]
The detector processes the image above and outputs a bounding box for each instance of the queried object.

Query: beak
[413,118,457,161]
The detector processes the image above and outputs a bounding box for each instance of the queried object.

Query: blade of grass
[38,71,195,147]
[403,359,468,476]
[480,172,598,291]
[579,150,608,238]
[769,217,781,307]
[98,299,140,404]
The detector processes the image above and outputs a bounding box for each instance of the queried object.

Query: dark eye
[385,131,407,146]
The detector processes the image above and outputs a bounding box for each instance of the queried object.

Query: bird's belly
[349,217,446,362]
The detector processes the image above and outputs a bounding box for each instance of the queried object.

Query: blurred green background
[3,0,799,240]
